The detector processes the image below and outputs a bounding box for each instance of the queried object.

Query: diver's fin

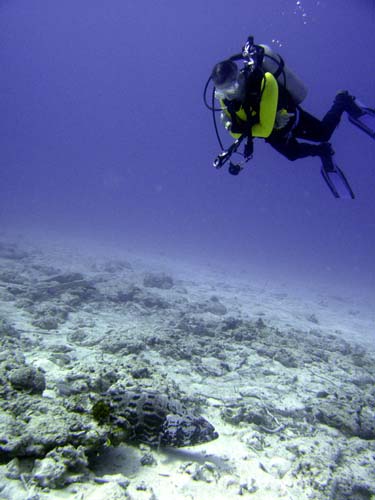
[348,100,375,140]
[320,155,355,199]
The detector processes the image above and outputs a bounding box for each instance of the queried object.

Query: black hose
[203,76,222,111]
[203,76,225,150]
[212,86,224,151]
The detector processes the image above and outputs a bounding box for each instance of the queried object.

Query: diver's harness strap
[223,68,263,137]
[272,55,285,80]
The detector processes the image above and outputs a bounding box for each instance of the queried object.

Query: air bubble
[271,38,283,48]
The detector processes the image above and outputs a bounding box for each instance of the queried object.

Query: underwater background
[1,0,375,293]
[1,2,375,499]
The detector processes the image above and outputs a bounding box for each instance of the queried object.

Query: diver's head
[211,60,244,101]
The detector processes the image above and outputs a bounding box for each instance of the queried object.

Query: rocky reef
[0,239,374,499]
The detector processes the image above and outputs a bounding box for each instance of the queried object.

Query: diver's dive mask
[214,79,242,101]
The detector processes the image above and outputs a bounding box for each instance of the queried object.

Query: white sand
[0,234,374,500]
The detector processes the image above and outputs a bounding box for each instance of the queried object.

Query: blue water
[1,0,375,293]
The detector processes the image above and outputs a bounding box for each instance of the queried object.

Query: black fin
[348,101,375,140]
[320,156,355,199]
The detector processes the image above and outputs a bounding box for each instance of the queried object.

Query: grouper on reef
[92,389,219,448]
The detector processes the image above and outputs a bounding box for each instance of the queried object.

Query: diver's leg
[334,91,364,118]
[319,91,364,137]
[292,110,330,142]
[294,92,363,142]
[266,136,332,161]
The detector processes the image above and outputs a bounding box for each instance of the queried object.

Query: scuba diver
[204,36,375,198]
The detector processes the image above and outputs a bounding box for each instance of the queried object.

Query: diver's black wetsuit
[265,91,352,161]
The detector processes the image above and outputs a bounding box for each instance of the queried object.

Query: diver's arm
[251,72,278,138]
[219,73,279,139]
[219,101,244,139]
[218,100,235,133]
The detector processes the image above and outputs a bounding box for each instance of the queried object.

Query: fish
[94,389,218,448]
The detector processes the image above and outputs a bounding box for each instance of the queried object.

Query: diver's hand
[274,109,294,130]
[220,112,232,131]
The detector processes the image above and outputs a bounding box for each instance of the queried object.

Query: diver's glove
[274,109,294,130]
[220,112,232,131]
[220,112,246,134]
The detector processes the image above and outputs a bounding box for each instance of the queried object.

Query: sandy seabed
[0,234,374,500]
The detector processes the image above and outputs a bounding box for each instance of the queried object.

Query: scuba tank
[260,44,308,105]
